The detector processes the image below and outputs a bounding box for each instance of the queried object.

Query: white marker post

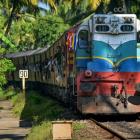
[19,70,28,91]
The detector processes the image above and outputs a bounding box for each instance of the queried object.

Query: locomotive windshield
[78,30,88,48]
[94,15,135,34]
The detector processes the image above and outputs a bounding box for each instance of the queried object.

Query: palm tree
[88,0,102,11]
[0,0,57,35]
[57,0,104,24]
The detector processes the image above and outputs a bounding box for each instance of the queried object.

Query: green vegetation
[27,121,52,140]
[1,88,64,122]
[9,14,69,51]
[0,47,15,88]
[0,0,57,35]
[73,122,86,132]
[32,15,69,49]
[0,87,87,140]
[12,91,65,122]
[0,86,17,100]
[0,87,65,139]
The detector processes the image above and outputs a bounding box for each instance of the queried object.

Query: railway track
[90,118,140,140]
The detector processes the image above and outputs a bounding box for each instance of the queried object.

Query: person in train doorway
[54,46,63,82]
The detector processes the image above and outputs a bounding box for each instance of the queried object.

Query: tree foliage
[0,0,57,35]
[0,47,15,87]
[8,14,36,51]
[33,14,69,49]
[57,0,140,24]
[8,13,69,51]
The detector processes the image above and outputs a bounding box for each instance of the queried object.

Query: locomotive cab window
[95,25,109,32]
[78,30,88,48]
[120,25,134,32]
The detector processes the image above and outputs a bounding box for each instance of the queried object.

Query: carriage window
[78,30,88,48]
[120,25,134,32]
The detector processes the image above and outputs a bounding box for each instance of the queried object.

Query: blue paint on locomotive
[75,39,140,72]
[76,48,91,68]
[92,40,136,62]
[87,59,113,72]
[92,41,115,62]
[87,40,140,72]
[117,41,136,60]
[119,59,140,72]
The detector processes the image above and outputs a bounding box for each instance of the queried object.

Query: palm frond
[88,0,102,10]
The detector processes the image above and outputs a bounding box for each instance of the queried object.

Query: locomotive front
[76,14,140,114]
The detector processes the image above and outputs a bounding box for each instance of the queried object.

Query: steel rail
[90,119,127,140]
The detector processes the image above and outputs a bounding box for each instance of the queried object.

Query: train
[6,13,140,114]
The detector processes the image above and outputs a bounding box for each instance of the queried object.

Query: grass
[0,87,87,140]
[0,86,17,100]
[0,87,65,139]
[0,89,6,100]
[73,122,86,132]
[27,121,52,140]
[11,90,65,123]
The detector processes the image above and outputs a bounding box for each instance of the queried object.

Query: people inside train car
[42,59,50,79]
[48,56,54,72]
[54,46,62,65]
[39,63,43,71]
[62,52,66,77]
[44,59,49,70]
[55,47,64,77]
[32,63,36,72]
[28,63,33,71]
[35,63,39,72]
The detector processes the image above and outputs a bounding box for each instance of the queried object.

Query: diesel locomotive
[6,13,140,114]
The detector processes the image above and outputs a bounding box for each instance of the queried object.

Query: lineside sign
[19,70,28,91]
[19,70,28,78]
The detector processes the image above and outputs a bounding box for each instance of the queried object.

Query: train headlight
[85,70,92,78]
[123,17,134,23]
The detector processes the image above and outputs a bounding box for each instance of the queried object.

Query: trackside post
[52,121,73,140]
[19,70,28,92]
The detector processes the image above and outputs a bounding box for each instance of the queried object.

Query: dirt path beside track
[0,100,31,140]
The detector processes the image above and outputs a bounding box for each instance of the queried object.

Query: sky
[38,1,50,10]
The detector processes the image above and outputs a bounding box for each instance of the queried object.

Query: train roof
[5,46,49,58]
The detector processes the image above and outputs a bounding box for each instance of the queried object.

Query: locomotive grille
[80,82,96,93]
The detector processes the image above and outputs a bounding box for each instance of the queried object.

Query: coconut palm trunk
[4,0,17,35]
